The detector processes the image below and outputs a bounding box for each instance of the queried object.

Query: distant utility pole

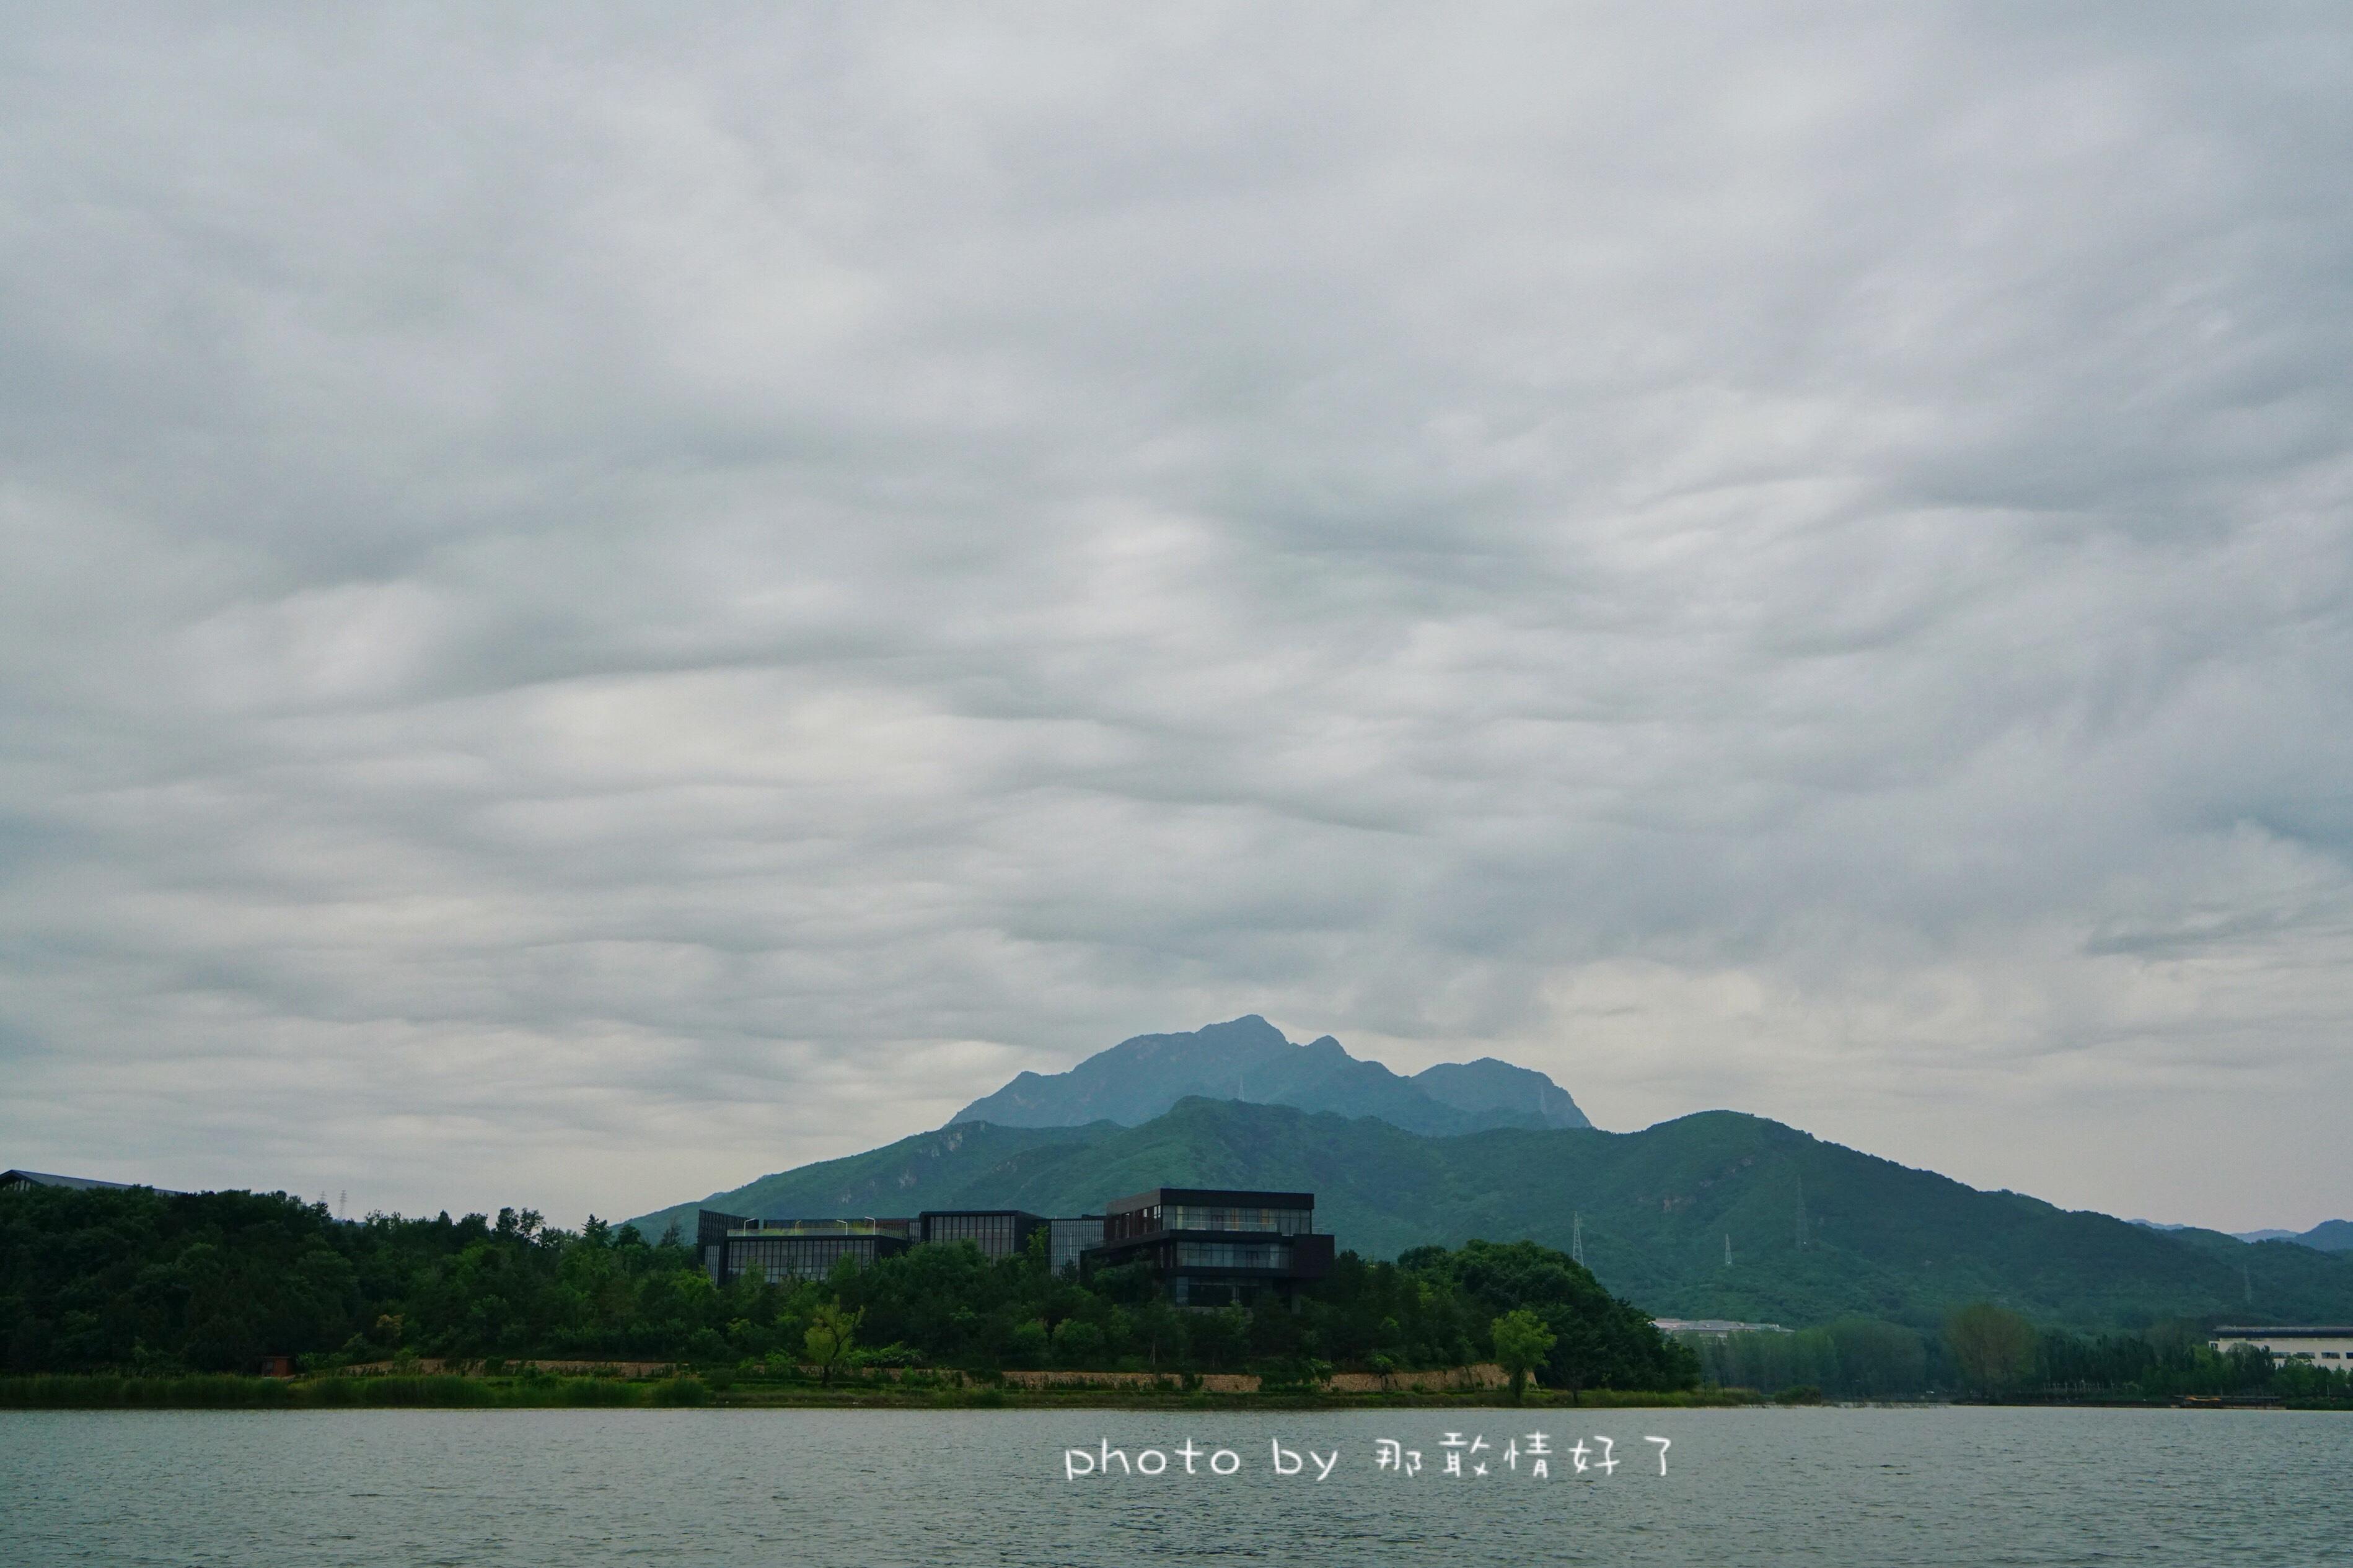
[339,1190,347,1220]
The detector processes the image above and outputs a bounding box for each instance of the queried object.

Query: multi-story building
[698,1188,1337,1307]
[698,1212,915,1285]
[2210,1325,2353,1364]
[700,1209,1058,1283]
[1081,1187,1334,1308]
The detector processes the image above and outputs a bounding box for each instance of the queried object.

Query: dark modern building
[1083,1187,1334,1308]
[700,1209,1056,1283]
[699,1211,913,1285]
[697,1188,1336,1304]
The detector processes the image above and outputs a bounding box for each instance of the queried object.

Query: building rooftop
[2,1168,186,1195]
[726,1217,912,1237]
[1104,1187,1314,1214]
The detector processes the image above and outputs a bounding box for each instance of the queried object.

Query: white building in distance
[2209,1326,2353,1364]
[1652,1318,1792,1338]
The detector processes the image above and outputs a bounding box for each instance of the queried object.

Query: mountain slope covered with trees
[631,1098,2353,1334]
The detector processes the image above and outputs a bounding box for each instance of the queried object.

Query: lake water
[2,1406,2344,1566]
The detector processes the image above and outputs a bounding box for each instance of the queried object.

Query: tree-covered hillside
[631,1098,2353,1333]
[0,1181,1692,1393]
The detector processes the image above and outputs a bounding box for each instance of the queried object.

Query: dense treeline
[0,1186,1697,1392]
[1695,1302,2353,1403]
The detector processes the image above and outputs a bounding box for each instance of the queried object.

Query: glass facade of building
[1049,1216,1104,1276]
[1174,1239,1294,1271]
[726,1233,907,1284]
[1162,1204,1311,1235]
[1086,1189,1332,1308]
[1104,1192,1314,1242]
[697,1211,916,1285]
[1172,1276,1255,1308]
[918,1211,1042,1258]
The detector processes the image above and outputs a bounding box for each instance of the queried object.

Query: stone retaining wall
[1000,1369,1259,1393]
[341,1359,677,1378]
[1326,1363,1510,1393]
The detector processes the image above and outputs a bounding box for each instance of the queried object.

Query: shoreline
[0,1373,1750,1412]
[4,1374,2347,1413]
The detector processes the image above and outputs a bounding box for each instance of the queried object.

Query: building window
[1175,1241,1292,1271]
[1160,1204,1309,1235]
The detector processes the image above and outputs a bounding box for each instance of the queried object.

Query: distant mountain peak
[949,1017,1591,1136]
[2129,1217,2353,1253]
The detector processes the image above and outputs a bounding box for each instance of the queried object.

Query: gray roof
[2,1168,184,1194]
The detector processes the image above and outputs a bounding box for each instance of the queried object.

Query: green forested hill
[630,1098,2353,1333]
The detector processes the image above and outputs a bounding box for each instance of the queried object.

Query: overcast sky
[3,6,2348,1232]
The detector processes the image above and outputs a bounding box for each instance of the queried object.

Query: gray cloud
[2,6,2349,1229]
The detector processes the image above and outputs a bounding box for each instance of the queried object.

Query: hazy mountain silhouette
[948,1015,1590,1137]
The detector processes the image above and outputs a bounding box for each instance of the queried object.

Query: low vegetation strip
[338,1358,677,1377]
[0,1374,715,1408]
[993,1364,1511,1393]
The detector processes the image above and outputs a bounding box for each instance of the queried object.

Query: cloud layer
[3,7,2349,1228]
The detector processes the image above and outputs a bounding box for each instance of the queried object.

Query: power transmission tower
[1723,1232,1732,1268]
[1572,1211,1585,1267]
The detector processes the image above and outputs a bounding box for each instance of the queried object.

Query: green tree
[1407,1239,1697,1396]
[1056,1319,1106,1367]
[1130,1298,1185,1369]
[1945,1302,2036,1397]
[1490,1308,1556,1402]
[1824,1317,1926,1398]
[804,1299,862,1385]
